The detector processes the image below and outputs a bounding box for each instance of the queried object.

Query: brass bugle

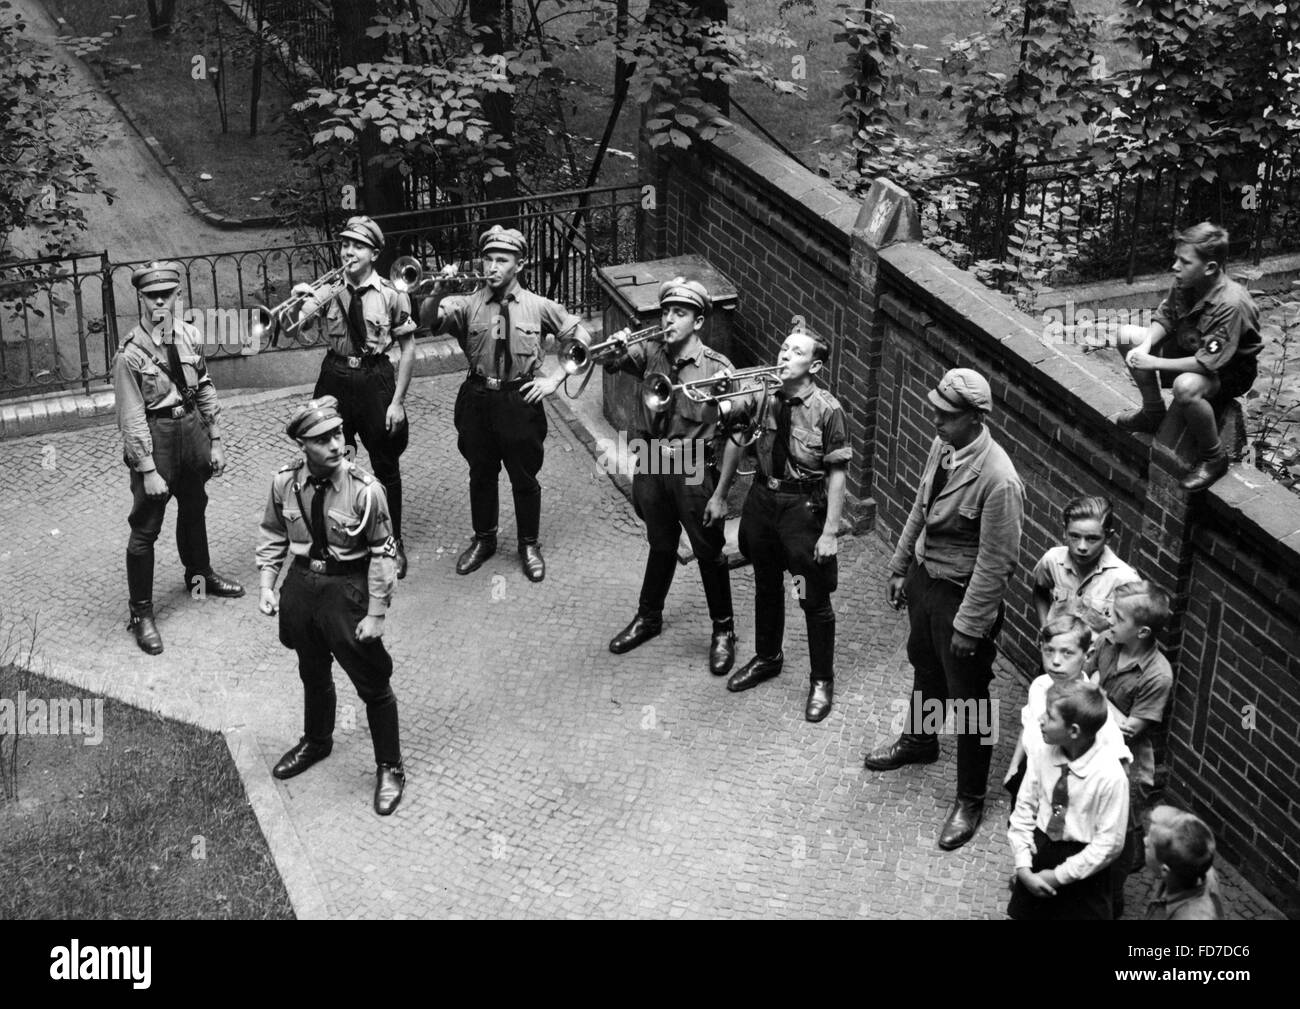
[390,256,489,297]
[560,323,667,376]
[251,265,347,345]
[641,364,786,414]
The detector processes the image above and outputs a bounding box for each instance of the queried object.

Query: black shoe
[938,797,984,851]
[609,613,663,654]
[1115,408,1165,434]
[805,679,833,722]
[126,602,163,655]
[863,735,939,770]
[727,652,783,692]
[374,762,405,816]
[709,620,737,676]
[272,738,333,780]
[1179,452,1229,491]
[519,541,545,582]
[185,568,245,598]
[456,535,496,575]
[395,538,408,580]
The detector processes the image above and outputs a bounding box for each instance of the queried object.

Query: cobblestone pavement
[0,374,1283,919]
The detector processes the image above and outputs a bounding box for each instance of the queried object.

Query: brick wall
[643,125,1300,916]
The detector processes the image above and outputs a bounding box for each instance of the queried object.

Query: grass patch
[47,0,304,219]
[0,665,294,920]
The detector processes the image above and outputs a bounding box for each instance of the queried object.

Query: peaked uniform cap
[286,395,345,440]
[657,276,711,315]
[339,216,384,250]
[131,261,183,294]
[479,226,528,259]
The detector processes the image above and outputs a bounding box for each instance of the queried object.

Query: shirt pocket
[788,425,824,471]
[512,322,542,360]
[326,507,360,550]
[281,504,308,535]
[364,304,390,345]
[955,503,982,533]
[137,360,168,405]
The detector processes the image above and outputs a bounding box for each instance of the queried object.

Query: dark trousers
[1007,828,1115,920]
[630,465,732,622]
[277,565,400,766]
[454,379,546,541]
[314,355,408,537]
[904,562,1002,800]
[125,412,212,602]
[738,482,836,681]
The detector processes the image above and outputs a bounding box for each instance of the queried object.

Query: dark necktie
[926,448,952,510]
[309,477,331,560]
[345,286,367,356]
[493,297,513,380]
[1045,762,1070,841]
[771,395,796,480]
[164,339,190,402]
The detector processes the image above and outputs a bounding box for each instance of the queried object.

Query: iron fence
[242,0,338,85]
[915,152,1300,283]
[0,185,643,400]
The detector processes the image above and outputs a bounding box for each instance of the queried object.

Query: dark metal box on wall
[594,256,739,433]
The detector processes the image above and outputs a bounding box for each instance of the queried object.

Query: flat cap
[479,225,528,259]
[657,276,711,315]
[339,215,384,250]
[131,261,182,294]
[928,368,992,413]
[286,395,344,440]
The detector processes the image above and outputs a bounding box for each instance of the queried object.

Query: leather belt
[146,404,190,419]
[293,555,369,575]
[762,474,824,494]
[468,372,528,391]
[328,350,386,370]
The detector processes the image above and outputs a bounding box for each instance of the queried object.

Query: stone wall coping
[708,125,861,243]
[1205,466,1300,572]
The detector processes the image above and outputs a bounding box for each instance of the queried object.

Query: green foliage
[0,1,115,265]
[625,0,804,150]
[971,210,1076,313]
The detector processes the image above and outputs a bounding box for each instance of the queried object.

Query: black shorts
[1155,342,1257,401]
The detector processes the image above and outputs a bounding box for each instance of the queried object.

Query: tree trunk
[332,0,407,224]
[471,0,518,205]
[249,0,265,138]
[146,0,178,39]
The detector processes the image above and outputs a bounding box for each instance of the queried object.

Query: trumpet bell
[390,256,423,293]
[641,371,674,414]
[249,304,280,345]
[560,340,590,376]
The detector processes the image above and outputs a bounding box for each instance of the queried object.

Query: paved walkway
[10,0,290,262]
[0,374,1284,919]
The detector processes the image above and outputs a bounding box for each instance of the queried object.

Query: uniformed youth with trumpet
[596,278,738,676]
[288,216,417,579]
[716,326,850,721]
[256,396,406,816]
[419,226,592,583]
[112,261,244,656]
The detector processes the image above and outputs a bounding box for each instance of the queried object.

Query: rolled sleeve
[390,289,416,338]
[539,298,583,345]
[821,405,852,466]
[1151,289,1176,337]
[1193,304,1246,373]
[953,480,1023,638]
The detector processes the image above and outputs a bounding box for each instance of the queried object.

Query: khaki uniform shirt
[256,459,398,609]
[1152,274,1261,374]
[611,338,734,444]
[435,279,582,382]
[304,272,414,357]
[734,384,852,481]
[112,321,221,472]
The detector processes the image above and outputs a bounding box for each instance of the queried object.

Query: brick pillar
[1138,420,1204,646]
[846,178,921,517]
[637,104,669,261]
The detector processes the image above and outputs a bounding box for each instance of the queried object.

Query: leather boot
[609,613,663,654]
[708,618,737,676]
[1115,407,1165,434]
[518,540,545,582]
[863,734,939,770]
[127,600,163,655]
[1179,452,1229,492]
[272,737,333,780]
[374,762,406,816]
[805,679,833,722]
[938,796,984,851]
[395,538,408,580]
[456,534,496,575]
[184,568,245,598]
[727,652,783,692]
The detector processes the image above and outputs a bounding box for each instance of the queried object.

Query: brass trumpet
[560,323,668,376]
[390,256,489,297]
[641,364,786,414]
[251,266,347,346]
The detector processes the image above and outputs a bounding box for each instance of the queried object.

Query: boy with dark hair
[1007,679,1129,919]
[1116,222,1261,491]
[1032,495,1138,632]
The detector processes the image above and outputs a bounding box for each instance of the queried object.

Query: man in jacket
[865,368,1024,850]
